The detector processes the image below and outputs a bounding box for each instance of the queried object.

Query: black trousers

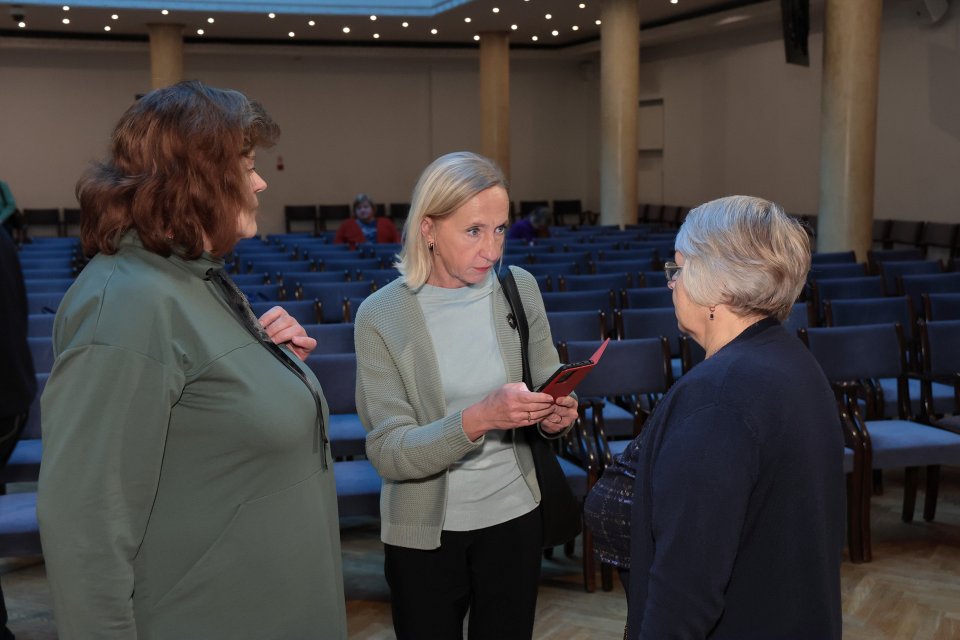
[0,412,26,640]
[384,507,542,640]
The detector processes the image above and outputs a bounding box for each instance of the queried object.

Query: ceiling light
[197,28,204,35]
[545,13,552,19]
[207,17,214,24]
[492,7,500,13]
[510,24,518,30]
[288,31,295,37]
[473,34,480,41]
[531,35,538,41]
[671,0,679,3]
[62,18,70,24]
[579,3,586,8]
[373,33,380,38]
[572,25,579,31]
[402,21,409,27]
[268,13,276,19]
[716,14,750,26]
[431,27,438,34]
[62,5,69,11]
[161,9,169,15]
[308,20,315,26]
[464,17,471,23]
[111,14,118,20]
[551,30,559,36]
[369,15,376,20]
[17,20,25,27]
[595,19,602,25]
[104,25,111,31]
[342,26,350,33]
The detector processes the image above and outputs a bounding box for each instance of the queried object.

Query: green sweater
[354,266,564,550]
[38,233,347,639]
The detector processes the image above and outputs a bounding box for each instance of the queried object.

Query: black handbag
[499,268,583,548]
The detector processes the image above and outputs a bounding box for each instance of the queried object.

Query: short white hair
[675,195,810,321]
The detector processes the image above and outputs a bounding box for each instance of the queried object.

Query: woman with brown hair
[37,81,347,639]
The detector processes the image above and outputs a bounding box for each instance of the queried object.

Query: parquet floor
[3,466,958,639]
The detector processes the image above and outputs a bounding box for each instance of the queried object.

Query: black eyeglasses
[663,261,683,285]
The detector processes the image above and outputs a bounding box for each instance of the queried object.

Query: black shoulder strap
[499,268,532,390]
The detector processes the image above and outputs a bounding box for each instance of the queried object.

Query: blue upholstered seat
[0,493,42,557]
[333,460,381,518]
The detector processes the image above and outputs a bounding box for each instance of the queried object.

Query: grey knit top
[354,266,565,549]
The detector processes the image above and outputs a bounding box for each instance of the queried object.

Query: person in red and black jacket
[334,193,400,249]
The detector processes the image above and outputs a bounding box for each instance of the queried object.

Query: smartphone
[536,338,610,399]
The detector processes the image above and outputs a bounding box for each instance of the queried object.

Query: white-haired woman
[354,151,578,639]
[586,196,844,639]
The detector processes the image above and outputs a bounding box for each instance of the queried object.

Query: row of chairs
[872,219,959,258]
[7,208,81,240]
[637,203,692,229]
[557,317,960,589]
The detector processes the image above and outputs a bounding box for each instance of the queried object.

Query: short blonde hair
[396,151,508,289]
[676,195,810,321]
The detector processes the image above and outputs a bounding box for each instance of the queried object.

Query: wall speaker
[780,0,810,66]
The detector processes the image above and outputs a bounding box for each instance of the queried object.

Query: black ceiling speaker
[781,0,810,66]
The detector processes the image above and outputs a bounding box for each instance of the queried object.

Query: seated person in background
[507,206,550,244]
[334,193,401,249]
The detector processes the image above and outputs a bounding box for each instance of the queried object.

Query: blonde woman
[355,152,577,639]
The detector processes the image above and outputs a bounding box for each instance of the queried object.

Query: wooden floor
[3,466,959,639]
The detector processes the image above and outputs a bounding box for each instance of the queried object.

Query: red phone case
[538,338,610,399]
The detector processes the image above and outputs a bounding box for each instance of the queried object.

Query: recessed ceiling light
[161,9,169,15]
[492,7,500,13]
[595,19,602,25]
[342,26,350,33]
[308,20,315,26]
[572,25,579,31]
[510,24,518,30]
[671,0,679,3]
[473,34,480,41]
[62,5,69,11]
[268,13,276,19]
[551,30,559,36]
[111,14,118,20]
[62,18,70,24]
[579,3,586,8]
[464,17,471,23]
[288,31,295,37]
[431,27,438,34]
[197,28,204,35]
[369,15,376,21]
[207,17,214,24]
[545,13,552,19]
[104,25,111,31]
[373,33,380,38]
[17,20,25,28]
[402,21,409,27]
[531,35,538,41]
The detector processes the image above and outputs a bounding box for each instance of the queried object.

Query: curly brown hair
[77,80,280,258]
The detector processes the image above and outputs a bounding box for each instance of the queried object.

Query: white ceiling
[1,0,775,47]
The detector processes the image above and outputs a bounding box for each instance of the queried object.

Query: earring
[709,306,716,321]
[427,240,434,251]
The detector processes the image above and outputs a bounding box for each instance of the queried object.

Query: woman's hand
[258,306,317,361]
[461,382,555,442]
[541,395,578,434]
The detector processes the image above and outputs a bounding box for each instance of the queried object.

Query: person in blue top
[587,195,844,639]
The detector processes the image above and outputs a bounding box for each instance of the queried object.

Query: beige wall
[0,1,957,236]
